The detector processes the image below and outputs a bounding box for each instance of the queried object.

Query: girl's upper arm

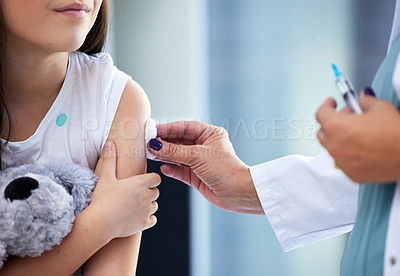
[96,78,151,177]
[84,78,151,275]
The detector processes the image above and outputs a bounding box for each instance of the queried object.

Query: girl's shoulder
[68,51,131,96]
[69,51,117,78]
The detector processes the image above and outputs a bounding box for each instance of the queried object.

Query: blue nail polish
[149,138,163,151]
[364,87,375,97]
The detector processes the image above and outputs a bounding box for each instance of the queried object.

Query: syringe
[331,63,363,114]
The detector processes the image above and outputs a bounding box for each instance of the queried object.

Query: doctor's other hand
[147,121,264,215]
[316,89,400,183]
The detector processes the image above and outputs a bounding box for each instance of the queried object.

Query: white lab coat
[249,1,400,275]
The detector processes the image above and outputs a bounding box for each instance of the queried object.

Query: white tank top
[1,51,130,170]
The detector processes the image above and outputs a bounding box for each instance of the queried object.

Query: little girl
[0,0,160,274]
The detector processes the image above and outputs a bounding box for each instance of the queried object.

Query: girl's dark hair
[0,1,109,167]
[0,2,11,169]
[79,0,109,55]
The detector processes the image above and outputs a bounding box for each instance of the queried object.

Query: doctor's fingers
[316,97,338,125]
[148,139,200,166]
[317,128,329,149]
[160,164,196,187]
[154,137,203,146]
[338,106,352,114]
[359,91,395,114]
[157,121,217,145]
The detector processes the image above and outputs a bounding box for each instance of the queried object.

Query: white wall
[112,1,211,276]
[112,0,209,121]
[208,0,352,275]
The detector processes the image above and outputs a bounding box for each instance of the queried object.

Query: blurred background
[107,0,396,275]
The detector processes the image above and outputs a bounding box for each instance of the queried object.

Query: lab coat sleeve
[250,152,358,252]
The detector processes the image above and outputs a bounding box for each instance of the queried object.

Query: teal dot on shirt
[56,113,67,127]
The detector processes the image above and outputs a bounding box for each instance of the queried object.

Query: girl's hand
[316,90,400,183]
[89,141,161,239]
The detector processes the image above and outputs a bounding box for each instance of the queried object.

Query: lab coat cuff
[250,161,292,251]
[250,153,357,252]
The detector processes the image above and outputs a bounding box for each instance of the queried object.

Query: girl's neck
[5,47,69,107]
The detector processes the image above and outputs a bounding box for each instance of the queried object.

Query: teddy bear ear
[4,177,39,201]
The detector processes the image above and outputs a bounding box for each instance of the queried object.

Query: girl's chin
[45,38,88,53]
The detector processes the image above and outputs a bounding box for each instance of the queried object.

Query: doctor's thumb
[359,87,377,112]
[148,138,197,166]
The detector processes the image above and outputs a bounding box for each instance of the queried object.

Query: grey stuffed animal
[0,162,98,274]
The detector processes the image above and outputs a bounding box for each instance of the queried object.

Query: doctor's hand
[147,121,264,215]
[316,89,400,183]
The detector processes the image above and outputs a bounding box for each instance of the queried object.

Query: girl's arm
[0,207,112,275]
[0,80,158,275]
[0,158,160,275]
[82,78,151,275]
